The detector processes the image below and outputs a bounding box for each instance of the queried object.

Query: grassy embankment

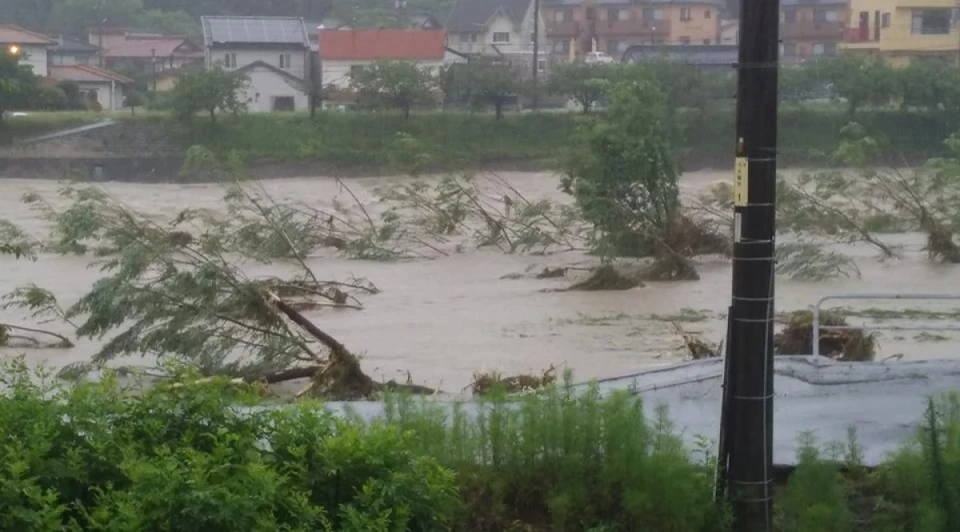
[2,108,956,174]
[1,360,957,531]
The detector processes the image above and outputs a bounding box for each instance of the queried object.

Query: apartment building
[542,0,723,61]
[840,0,959,66]
[779,0,846,62]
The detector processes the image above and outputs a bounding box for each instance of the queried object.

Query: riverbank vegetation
[1,360,957,531]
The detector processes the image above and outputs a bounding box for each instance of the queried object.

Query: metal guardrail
[812,293,960,360]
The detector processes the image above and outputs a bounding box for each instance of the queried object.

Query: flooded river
[2,170,959,391]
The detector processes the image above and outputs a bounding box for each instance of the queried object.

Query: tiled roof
[446,0,531,33]
[48,65,134,84]
[0,24,57,45]
[319,29,446,61]
[202,16,309,46]
[50,36,100,54]
[102,35,202,58]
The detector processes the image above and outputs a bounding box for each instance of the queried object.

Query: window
[703,38,711,45]
[705,9,711,19]
[813,9,840,22]
[553,40,570,53]
[783,9,796,23]
[912,9,951,35]
[492,32,510,43]
[882,13,891,28]
[279,53,291,69]
[350,65,364,78]
[586,7,596,20]
[782,43,796,57]
[554,10,568,22]
[680,8,691,22]
[813,42,836,56]
[537,59,547,73]
[608,8,620,21]
[272,96,296,111]
[678,36,690,45]
[642,7,664,21]
[224,52,237,68]
[460,33,478,43]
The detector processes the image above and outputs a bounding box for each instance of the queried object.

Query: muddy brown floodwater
[2,170,959,392]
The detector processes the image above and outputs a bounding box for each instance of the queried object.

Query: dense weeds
[1,361,957,531]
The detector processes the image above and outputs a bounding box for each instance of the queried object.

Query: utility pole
[531,0,541,110]
[716,0,779,528]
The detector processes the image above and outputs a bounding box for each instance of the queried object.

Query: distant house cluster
[1,0,956,113]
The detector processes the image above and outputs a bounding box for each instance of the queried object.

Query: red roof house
[318,29,446,61]
[318,29,448,100]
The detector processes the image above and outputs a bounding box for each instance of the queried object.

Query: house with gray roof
[200,16,312,112]
[446,0,547,74]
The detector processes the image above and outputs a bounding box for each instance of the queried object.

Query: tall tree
[351,60,436,118]
[446,61,520,118]
[547,62,619,113]
[170,68,248,124]
[0,50,40,123]
[47,0,144,35]
[816,56,897,116]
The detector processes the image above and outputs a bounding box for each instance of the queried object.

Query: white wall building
[445,0,547,74]
[47,65,133,111]
[201,16,312,112]
[0,24,56,77]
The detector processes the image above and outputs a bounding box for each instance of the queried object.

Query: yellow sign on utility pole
[734,157,748,207]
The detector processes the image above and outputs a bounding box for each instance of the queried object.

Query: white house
[318,29,447,91]
[234,61,309,112]
[201,16,312,112]
[0,24,57,77]
[47,65,133,111]
[445,0,547,74]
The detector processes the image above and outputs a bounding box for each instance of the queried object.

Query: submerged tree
[170,68,248,125]
[546,62,618,113]
[562,80,708,279]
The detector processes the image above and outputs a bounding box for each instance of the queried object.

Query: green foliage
[134,8,201,36]
[0,359,457,531]
[383,380,729,531]
[814,56,898,115]
[47,0,144,34]
[898,59,960,113]
[546,62,619,112]
[444,61,521,119]
[562,80,680,259]
[170,68,248,124]
[0,48,41,121]
[778,432,855,532]
[776,241,861,281]
[351,60,437,118]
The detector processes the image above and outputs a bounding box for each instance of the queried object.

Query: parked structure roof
[622,44,738,67]
[102,35,201,59]
[201,16,309,46]
[48,64,134,84]
[319,29,446,61]
[0,24,57,45]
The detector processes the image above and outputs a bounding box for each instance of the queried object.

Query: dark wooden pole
[716,0,780,528]
[531,0,541,110]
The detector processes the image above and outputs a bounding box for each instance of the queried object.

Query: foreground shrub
[383,378,729,531]
[0,359,457,531]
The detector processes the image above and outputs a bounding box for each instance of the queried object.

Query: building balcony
[780,21,844,40]
[545,19,671,39]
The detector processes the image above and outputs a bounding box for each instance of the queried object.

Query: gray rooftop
[446,0,532,33]
[201,16,309,47]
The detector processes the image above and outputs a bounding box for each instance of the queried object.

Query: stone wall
[0,121,183,181]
